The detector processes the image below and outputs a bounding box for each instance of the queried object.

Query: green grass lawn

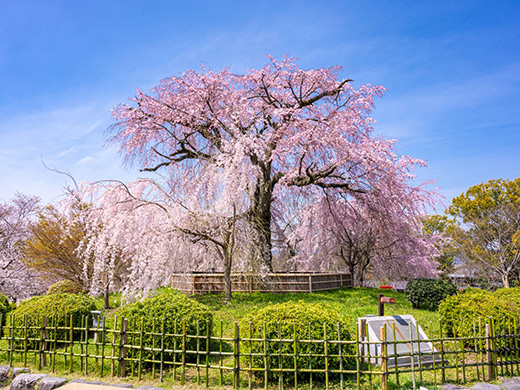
[190,287,442,337]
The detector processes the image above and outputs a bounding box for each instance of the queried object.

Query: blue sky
[1,0,519,211]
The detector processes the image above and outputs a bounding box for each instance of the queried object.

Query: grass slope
[191,287,442,337]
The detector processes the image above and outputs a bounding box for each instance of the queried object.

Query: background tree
[22,202,91,291]
[447,178,520,288]
[290,186,439,286]
[108,56,435,273]
[71,179,250,300]
[0,193,48,300]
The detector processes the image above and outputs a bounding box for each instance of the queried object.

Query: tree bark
[249,172,274,272]
[223,259,232,301]
[502,273,510,288]
[103,285,110,309]
[348,262,356,287]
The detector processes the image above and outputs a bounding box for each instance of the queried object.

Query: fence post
[486,323,495,381]
[69,315,74,373]
[181,319,186,385]
[138,318,144,380]
[233,322,240,389]
[380,325,388,390]
[206,319,210,388]
[9,315,14,367]
[324,323,329,390]
[40,316,48,368]
[23,315,28,368]
[120,318,128,378]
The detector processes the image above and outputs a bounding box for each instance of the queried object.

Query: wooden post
[378,294,384,316]
[324,323,329,390]
[159,319,165,382]
[23,315,28,367]
[355,320,361,389]
[181,319,186,385]
[263,322,268,390]
[380,326,388,390]
[9,314,14,367]
[337,322,343,389]
[206,320,210,388]
[69,315,74,373]
[120,318,128,377]
[294,322,298,390]
[486,323,494,381]
[52,316,58,373]
[84,315,89,375]
[40,316,48,368]
[234,322,240,389]
[138,318,144,380]
[392,322,399,387]
[309,274,313,293]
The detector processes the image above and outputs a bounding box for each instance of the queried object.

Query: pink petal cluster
[59,56,442,296]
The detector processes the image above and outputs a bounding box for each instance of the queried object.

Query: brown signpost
[378,294,396,316]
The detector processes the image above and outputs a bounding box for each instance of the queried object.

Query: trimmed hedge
[492,286,520,306]
[10,293,96,348]
[405,278,458,310]
[47,280,83,295]
[438,288,520,346]
[241,301,354,382]
[118,289,213,365]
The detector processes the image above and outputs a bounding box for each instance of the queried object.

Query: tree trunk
[357,271,365,288]
[249,174,274,272]
[502,273,510,288]
[348,263,356,287]
[223,260,232,301]
[103,285,110,309]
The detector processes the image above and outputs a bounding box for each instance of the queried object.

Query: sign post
[378,294,396,316]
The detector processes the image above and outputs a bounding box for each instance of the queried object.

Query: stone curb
[440,376,520,389]
[0,367,139,390]
[11,373,47,390]
[6,365,519,390]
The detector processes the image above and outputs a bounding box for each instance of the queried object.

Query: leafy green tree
[447,178,520,288]
[22,203,90,290]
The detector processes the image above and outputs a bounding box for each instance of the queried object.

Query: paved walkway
[441,377,520,389]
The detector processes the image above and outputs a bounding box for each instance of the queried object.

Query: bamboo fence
[170,273,352,294]
[0,314,518,390]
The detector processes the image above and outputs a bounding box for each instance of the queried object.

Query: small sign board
[357,314,440,368]
[91,311,104,328]
[380,297,396,304]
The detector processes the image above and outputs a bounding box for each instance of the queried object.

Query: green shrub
[47,280,83,295]
[492,286,520,306]
[9,293,96,349]
[405,278,458,310]
[0,293,10,325]
[438,288,520,346]
[118,289,213,365]
[240,301,354,383]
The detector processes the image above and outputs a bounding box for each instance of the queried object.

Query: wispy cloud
[0,100,135,203]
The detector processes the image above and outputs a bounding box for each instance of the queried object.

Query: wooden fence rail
[171,272,352,294]
[0,314,518,389]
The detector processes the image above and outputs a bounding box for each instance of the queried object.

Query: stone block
[37,376,68,390]
[10,373,47,390]
[0,366,12,385]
